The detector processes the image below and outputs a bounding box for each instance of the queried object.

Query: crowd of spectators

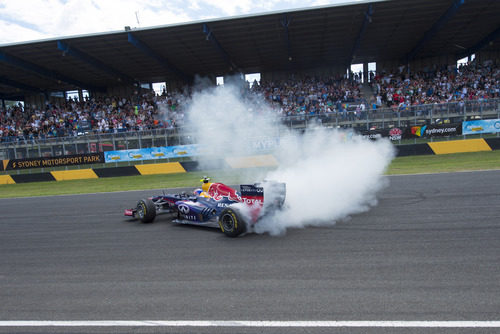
[0,91,188,141]
[0,59,498,142]
[0,76,363,141]
[249,75,363,117]
[243,59,498,120]
[369,61,499,112]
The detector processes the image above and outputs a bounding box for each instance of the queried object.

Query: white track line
[0,321,499,327]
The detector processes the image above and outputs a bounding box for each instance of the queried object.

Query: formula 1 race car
[124,177,286,237]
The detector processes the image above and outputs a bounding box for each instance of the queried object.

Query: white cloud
[0,0,359,44]
[0,0,194,44]
[0,21,48,45]
[202,0,307,16]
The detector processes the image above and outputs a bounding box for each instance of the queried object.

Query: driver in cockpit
[193,176,211,198]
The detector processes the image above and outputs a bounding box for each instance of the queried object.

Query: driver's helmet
[193,188,203,196]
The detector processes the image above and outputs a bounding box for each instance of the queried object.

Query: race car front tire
[218,207,247,237]
[136,198,156,223]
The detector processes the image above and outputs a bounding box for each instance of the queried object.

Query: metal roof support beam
[349,4,373,65]
[0,93,26,101]
[127,33,190,82]
[281,15,293,61]
[57,40,136,84]
[202,24,238,71]
[406,0,465,62]
[0,76,41,92]
[0,51,101,91]
[457,25,500,59]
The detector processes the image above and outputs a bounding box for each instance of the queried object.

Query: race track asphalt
[0,170,499,334]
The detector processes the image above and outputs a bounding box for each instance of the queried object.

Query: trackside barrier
[427,139,492,155]
[1,138,500,185]
[1,99,499,162]
[1,153,104,171]
[0,155,280,184]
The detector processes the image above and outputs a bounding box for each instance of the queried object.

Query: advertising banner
[104,144,199,163]
[361,129,385,140]
[249,137,280,151]
[409,124,462,138]
[362,124,462,140]
[462,119,500,135]
[2,153,104,171]
[103,137,279,163]
[361,127,405,141]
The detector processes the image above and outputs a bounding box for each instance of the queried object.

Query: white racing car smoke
[183,82,395,236]
[256,130,394,235]
[185,82,279,169]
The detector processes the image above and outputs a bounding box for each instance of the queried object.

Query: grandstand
[0,0,499,160]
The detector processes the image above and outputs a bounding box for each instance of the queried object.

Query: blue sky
[0,0,362,45]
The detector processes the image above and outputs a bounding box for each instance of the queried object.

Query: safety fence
[1,137,500,185]
[1,99,499,162]
[0,154,279,184]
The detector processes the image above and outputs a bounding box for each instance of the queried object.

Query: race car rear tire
[218,207,247,237]
[137,198,156,223]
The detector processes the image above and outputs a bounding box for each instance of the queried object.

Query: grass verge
[1,150,499,198]
[0,168,271,198]
[388,150,500,174]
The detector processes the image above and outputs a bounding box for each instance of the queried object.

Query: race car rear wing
[240,182,286,208]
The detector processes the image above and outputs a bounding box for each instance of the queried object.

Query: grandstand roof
[1,0,499,99]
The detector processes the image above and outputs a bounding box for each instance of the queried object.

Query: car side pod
[136,198,156,223]
[218,206,247,237]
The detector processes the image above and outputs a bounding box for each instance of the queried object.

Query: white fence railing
[1,98,499,160]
